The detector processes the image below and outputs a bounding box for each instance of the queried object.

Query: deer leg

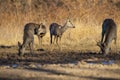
[100,32,105,53]
[114,37,117,53]
[101,32,104,43]
[29,41,34,55]
[39,36,43,49]
[109,47,112,54]
[50,34,53,51]
[21,39,28,56]
[38,36,41,49]
[56,36,60,50]
[51,36,57,51]
[40,37,42,49]
[50,34,52,45]
[59,36,61,44]
[53,36,56,44]
[56,36,58,44]
[59,36,62,51]
[40,37,44,51]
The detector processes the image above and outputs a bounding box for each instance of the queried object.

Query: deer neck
[61,23,68,33]
[104,34,112,48]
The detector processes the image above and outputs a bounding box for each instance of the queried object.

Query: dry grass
[0,21,120,52]
[0,0,120,52]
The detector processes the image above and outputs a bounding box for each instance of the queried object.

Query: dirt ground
[0,46,120,80]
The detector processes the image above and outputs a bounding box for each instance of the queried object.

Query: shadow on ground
[0,47,120,65]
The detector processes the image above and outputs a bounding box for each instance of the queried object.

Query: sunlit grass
[0,0,120,52]
[0,19,119,52]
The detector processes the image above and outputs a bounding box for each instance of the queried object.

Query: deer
[97,19,117,55]
[18,23,46,56]
[49,19,75,50]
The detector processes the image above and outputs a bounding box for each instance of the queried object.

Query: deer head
[18,42,25,56]
[65,18,75,28]
[97,41,109,54]
[35,23,46,35]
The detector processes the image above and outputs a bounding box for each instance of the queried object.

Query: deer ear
[67,18,70,22]
[18,41,22,47]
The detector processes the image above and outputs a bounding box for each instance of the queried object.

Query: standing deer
[97,19,117,55]
[18,23,45,56]
[49,19,75,50]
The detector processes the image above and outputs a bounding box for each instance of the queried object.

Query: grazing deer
[49,19,75,50]
[37,23,46,50]
[97,19,117,55]
[18,23,45,56]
